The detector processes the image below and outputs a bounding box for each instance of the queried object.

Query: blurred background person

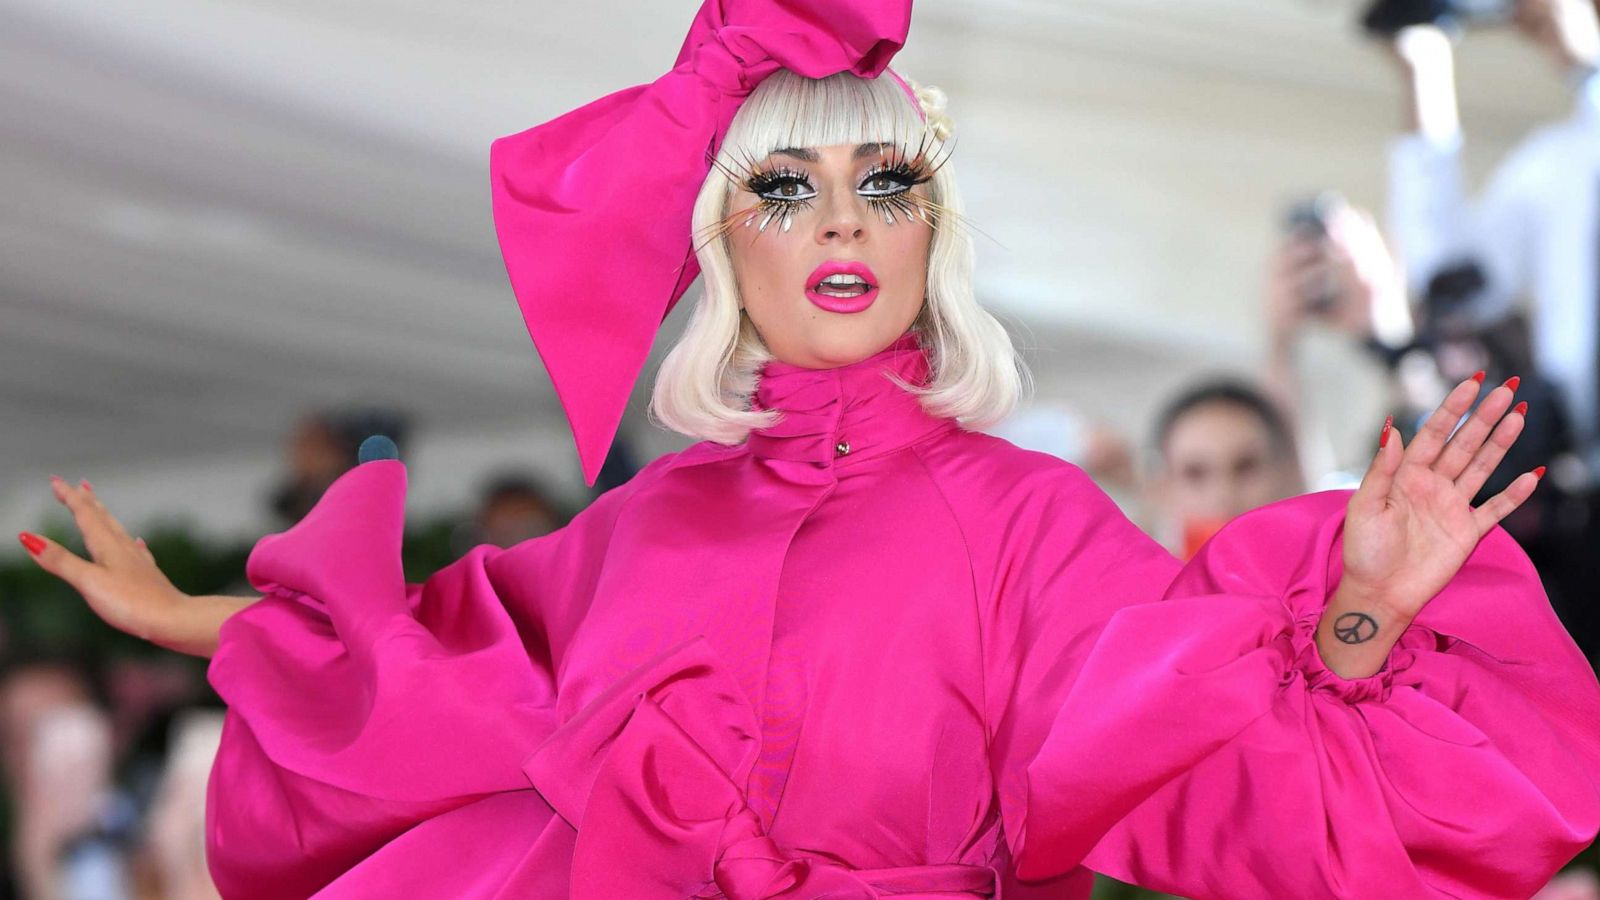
[1384,0,1598,493]
[472,473,564,548]
[0,655,126,900]
[449,471,568,556]
[1145,380,1305,559]
[137,711,223,900]
[267,407,411,527]
[1263,195,1414,485]
[991,405,1137,498]
[1382,0,1600,659]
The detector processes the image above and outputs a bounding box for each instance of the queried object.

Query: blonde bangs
[719,70,933,170]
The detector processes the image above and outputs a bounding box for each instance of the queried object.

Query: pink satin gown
[204,334,1600,899]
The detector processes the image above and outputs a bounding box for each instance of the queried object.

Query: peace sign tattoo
[1333,612,1379,645]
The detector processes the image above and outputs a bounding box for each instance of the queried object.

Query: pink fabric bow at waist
[522,638,996,899]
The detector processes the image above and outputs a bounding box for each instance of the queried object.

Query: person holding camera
[1384,0,1600,482]
[1380,0,1600,663]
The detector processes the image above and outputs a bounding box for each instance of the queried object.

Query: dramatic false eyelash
[744,165,818,234]
[858,128,969,231]
[693,148,782,251]
[859,158,933,225]
[691,128,982,252]
[694,154,825,248]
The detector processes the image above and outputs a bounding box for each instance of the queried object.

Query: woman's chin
[778,330,903,369]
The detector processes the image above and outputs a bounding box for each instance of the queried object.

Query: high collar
[746,332,956,470]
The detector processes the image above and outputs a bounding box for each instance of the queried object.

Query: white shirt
[1388,73,1600,451]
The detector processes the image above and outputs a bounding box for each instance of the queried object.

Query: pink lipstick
[805,260,879,314]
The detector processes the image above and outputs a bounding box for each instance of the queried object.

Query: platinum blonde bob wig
[650,69,1024,445]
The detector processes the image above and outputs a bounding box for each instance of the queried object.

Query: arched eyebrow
[770,143,897,163]
[852,142,895,159]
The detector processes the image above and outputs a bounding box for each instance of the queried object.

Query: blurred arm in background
[1263,197,1413,481]
[1385,7,1600,457]
[1385,24,1535,327]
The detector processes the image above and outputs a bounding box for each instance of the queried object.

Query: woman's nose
[814,189,866,245]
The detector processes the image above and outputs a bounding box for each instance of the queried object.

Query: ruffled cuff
[1012,490,1600,891]
[1288,603,1424,705]
[207,460,562,895]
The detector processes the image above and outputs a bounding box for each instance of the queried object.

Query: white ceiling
[0,0,1567,494]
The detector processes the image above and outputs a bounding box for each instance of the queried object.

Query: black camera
[1282,192,1342,315]
[1361,0,1515,35]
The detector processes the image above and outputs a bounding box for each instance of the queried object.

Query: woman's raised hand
[1318,373,1539,677]
[19,478,185,644]
[1345,373,1537,617]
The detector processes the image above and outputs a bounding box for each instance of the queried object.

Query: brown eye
[859,166,918,198]
[747,169,816,203]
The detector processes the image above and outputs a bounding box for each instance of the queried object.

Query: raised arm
[1384,25,1540,313]
[18,477,256,658]
[969,379,1597,897]
[1317,372,1536,678]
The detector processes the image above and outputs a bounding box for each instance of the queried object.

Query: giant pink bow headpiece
[490,0,915,484]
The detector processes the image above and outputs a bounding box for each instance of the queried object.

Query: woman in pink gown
[19,0,1600,897]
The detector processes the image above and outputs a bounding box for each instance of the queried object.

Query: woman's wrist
[1315,579,1414,680]
[147,592,257,659]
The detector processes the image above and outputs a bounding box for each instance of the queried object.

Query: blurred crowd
[1029,0,1600,680]
[4,0,1600,896]
[0,408,574,899]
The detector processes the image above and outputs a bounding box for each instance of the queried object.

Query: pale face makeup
[725,142,935,369]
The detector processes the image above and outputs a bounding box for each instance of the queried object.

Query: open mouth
[804,260,880,313]
[812,272,875,297]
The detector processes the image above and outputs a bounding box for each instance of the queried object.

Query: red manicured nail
[79,479,93,492]
[1513,401,1528,416]
[1379,415,1394,449]
[1533,465,1547,480]
[1502,376,1520,392]
[18,533,45,556]
[1471,371,1486,384]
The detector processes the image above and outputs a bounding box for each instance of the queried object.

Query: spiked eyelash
[735,166,815,234]
[692,124,977,252]
[859,160,925,195]
[745,166,815,200]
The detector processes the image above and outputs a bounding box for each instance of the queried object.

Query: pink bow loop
[489,0,913,485]
[521,638,997,899]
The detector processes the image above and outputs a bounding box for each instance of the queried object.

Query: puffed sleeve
[984,466,1600,899]
[204,459,644,898]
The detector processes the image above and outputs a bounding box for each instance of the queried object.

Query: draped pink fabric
[206,335,1600,898]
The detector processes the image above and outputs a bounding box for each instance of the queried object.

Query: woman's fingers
[1433,379,1518,482]
[1406,373,1484,468]
[1473,469,1543,537]
[76,481,131,541]
[1351,416,1405,517]
[50,478,130,563]
[1455,402,1527,498]
[18,532,97,592]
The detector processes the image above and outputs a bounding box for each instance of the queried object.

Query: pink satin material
[488,0,912,484]
[207,335,1600,899]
